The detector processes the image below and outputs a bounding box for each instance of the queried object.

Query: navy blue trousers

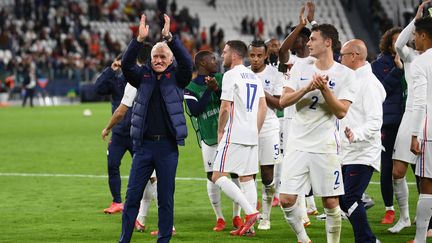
[340,164,376,243]
[119,138,178,243]
[107,133,133,203]
[380,124,399,207]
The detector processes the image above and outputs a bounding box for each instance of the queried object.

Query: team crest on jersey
[328,79,336,89]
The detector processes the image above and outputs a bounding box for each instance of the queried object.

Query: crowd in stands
[0,0,214,98]
[0,0,421,99]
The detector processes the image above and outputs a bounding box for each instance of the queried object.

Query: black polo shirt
[144,79,175,137]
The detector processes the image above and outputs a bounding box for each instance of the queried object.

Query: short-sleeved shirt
[250,65,283,136]
[220,64,265,145]
[285,61,357,153]
[284,55,316,120]
[121,83,137,107]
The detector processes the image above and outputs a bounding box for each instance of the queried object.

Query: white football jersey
[120,83,137,107]
[285,61,357,154]
[412,48,432,140]
[284,55,316,120]
[220,64,265,145]
[250,65,283,136]
[395,19,420,111]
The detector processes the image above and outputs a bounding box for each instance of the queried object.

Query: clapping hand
[306,1,316,23]
[137,14,149,42]
[162,14,172,41]
[205,76,218,91]
[313,74,329,91]
[416,0,432,19]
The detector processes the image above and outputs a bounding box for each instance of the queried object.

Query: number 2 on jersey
[309,96,319,110]
[246,83,257,112]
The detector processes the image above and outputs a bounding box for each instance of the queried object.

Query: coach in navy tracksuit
[119,14,192,243]
[95,56,133,214]
[371,27,404,223]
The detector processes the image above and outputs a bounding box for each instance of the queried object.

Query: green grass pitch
[0,103,424,242]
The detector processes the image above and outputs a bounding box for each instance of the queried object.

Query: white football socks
[414,194,432,243]
[274,162,282,198]
[282,203,310,243]
[231,177,241,217]
[393,177,410,220]
[325,206,342,243]
[137,181,153,224]
[262,182,275,220]
[240,179,258,213]
[207,180,224,220]
[215,176,256,215]
[298,195,309,223]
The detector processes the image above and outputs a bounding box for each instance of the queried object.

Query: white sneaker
[306,206,319,215]
[258,219,271,230]
[388,218,411,233]
[316,213,327,220]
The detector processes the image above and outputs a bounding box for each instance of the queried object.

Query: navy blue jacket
[94,68,132,137]
[122,36,193,146]
[371,53,404,126]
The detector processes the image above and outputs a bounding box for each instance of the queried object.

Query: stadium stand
[0,0,386,105]
[175,0,354,45]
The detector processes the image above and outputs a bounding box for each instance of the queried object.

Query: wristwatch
[163,32,173,43]
[310,20,318,27]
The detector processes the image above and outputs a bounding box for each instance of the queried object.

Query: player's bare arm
[314,74,351,119]
[278,5,307,64]
[279,79,316,108]
[101,104,129,141]
[257,97,267,132]
[217,100,231,143]
[264,91,282,109]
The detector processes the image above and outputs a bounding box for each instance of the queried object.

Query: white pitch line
[0,172,208,181]
[0,172,418,185]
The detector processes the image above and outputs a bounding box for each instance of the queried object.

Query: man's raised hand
[162,14,171,38]
[137,14,149,42]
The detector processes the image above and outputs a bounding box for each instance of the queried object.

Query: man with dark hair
[95,53,131,215]
[265,38,281,67]
[371,26,405,225]
[278,2,319,222]
[211,40,267,237]
[21,56,36,108]
[279,23,357,243]
[389,1,432,234]
[247,40,283,230]
[119,14,192,243]
[279,2,315,71]
[184,50,243,231]
[408,15,432,243]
